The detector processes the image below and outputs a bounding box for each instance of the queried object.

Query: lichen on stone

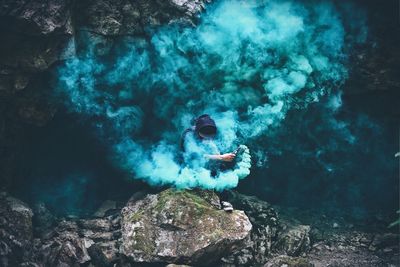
[120,188,252,265]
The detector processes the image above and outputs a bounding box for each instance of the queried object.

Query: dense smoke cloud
[57,0,367,190]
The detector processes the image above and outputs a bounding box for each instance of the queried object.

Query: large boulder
[120,189,252,265]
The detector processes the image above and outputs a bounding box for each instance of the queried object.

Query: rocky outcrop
[275,224,311,256]
[75,0,209,36]
[0,0,73,35]
[78,217,122,266]
[29,189,252,266]
[26,189,253,267]
[0,193,122,266]
[33,220,91,266]
[0,0,209,94]
[0,192,33,266]
[1,190,399,266]
[221,191,280,266]
[31,215,121,266]
[220,191,312,266]
[120,189,252,265]
[0,0,73,97]
[72,0,211,56]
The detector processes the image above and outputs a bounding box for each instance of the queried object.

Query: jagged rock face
[33,220,91,266]
[221,191,315,266]
[0,192,33,266]
[221,191,281,266]
[0,0,73,35]
[0,0,209,94]
[75,0,209,36]
[31,216,121,267]
[0,197,122,267]
[0,0,73,94]
[275,224,311,256]
[120,189,252,265]
[72,0,209,56]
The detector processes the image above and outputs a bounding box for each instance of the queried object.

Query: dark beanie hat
[195,114,217,137]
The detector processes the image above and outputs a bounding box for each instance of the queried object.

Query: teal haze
[57,0,371,191]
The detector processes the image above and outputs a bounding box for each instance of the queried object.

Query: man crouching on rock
[180,114,237,212]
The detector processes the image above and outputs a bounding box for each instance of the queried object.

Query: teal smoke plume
[57,0,366,190]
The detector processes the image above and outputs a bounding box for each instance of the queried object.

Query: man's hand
[219,153,236,162]
[205,153,236,161]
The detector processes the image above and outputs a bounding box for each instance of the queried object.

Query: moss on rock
[120,189,252,265]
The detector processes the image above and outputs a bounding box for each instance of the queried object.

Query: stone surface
[264,255,314,267]
[0,0,73,88]
[31,214,122,267]
[120,189,252,265]
[87,240,120,267]
[275,224,311,256]
[33,220,91,266]
[276,206,400,267]
[75,0,209,36]
[221,191,280,266]
[0,0,73,35]
[0,192,33,266]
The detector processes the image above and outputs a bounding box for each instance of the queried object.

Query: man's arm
[205,153,236,162]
